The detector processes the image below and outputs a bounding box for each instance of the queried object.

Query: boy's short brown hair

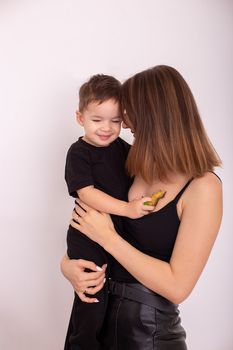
[79,74,122,112]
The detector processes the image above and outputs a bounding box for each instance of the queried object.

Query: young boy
[64,74,154,350]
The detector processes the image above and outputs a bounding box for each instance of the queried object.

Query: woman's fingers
[75,274,106,302]
[74,272,105,290]
[85,279,106,295]
[85,274,106,288]
[72,274,104,294]
[76,291,99,303]
[61,256,107,303]
[80,270,105,282]
[75,204,87,217]
[73,273,105,299]
[71,200,93,224]
[72,262,107,291]
[70,218,80,229]
[77,259,105,272]
[75,198,91,212]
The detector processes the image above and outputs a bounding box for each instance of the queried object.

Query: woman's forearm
[104,232,180,303]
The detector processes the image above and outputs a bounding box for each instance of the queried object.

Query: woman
[61,65,222,349]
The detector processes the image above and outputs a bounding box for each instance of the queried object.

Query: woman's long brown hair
[121,65,221,183]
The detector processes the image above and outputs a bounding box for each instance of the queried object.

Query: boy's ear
[76,111,84,126]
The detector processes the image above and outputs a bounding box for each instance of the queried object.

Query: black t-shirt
[65,137,131,200]
[65,137,131,234]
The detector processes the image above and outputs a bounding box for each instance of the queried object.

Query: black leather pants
[100,281,187,350]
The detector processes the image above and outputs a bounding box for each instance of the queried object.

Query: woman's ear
[76,111,84,126]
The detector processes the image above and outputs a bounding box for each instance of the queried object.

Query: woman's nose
[122,121,129,129]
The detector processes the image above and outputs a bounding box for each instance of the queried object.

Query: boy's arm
[77,186,154,219]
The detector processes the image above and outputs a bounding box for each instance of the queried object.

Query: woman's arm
[72,173,222,304]
[60,254,107,303]
[77,186,154,219]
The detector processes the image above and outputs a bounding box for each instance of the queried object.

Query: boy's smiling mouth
[97,134,113,139]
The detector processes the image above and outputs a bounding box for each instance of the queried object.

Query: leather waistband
[108,279,178,312]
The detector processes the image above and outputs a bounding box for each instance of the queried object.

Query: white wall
[0,1,232,349]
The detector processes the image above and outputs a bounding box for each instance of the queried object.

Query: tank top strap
[173,172,221,204]
[173,178,193,204]
[209,171,222,182]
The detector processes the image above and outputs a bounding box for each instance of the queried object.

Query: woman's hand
[70,199,118,248]
[60,254,107,303]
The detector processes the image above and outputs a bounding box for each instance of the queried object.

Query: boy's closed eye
[92,119,121,123]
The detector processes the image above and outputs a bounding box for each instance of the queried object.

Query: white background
[0,1,232,349]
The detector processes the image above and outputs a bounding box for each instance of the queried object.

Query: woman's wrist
[102,229,123,256]
[102,229,121,252]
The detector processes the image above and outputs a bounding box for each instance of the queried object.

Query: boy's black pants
[64,226,110,350]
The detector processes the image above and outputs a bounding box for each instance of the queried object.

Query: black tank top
[110,172,221,282]
[110,179,193,282]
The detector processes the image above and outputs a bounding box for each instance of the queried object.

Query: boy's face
[76,99,122,147]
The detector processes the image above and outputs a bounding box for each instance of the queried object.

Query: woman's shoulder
[185,172,222,203]
[192,172,221,189]
[177,172,222,220]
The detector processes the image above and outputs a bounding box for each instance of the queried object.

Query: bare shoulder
[184,172,222,207]
[191,172,221,193]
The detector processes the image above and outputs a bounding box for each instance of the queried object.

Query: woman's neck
[128,173,190,203]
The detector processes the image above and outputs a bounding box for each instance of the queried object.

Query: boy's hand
[126,197,155,219]
[144,190,166,206]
